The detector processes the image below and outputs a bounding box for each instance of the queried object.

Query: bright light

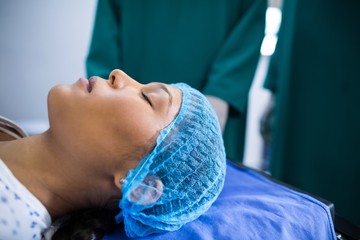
[261,35,278,56]
[260,7,282,56]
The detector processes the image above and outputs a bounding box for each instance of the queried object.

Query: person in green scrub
[86,0,267,162]
[264,0,360,225]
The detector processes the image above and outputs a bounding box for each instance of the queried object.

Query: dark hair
[52,208,118,240]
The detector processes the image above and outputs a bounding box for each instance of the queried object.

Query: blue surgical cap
[116,83,226,238]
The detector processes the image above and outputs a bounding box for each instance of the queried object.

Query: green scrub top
[86,0,266,162]
[265,0,360,225]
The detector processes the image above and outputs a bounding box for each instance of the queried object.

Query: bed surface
[104,161,336,240]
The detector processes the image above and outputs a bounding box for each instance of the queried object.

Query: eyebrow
[158,84,173,112]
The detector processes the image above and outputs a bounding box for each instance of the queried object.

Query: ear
[114,172,125,191]
[129,175,163,205]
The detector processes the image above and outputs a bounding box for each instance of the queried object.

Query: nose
[108,69,141,89]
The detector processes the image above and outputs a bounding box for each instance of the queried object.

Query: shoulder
[0,161,51,240]
[0,116,28,141]
[0,185,48,240]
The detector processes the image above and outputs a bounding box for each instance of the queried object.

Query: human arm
[206,95,229,133]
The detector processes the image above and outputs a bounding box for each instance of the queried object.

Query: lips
[79,76,97,93]
[79,77,89,91]
[88,76,97,93]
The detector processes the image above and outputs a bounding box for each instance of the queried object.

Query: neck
[0,131,100,219]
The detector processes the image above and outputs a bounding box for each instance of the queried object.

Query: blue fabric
[106,161,336,240]
[116,83,226,238]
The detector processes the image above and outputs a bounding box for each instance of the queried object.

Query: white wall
[0,1,97,134]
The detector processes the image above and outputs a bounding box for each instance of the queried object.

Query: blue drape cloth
[105,161,336,239]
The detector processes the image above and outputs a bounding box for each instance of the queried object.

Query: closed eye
[141,92,152,107]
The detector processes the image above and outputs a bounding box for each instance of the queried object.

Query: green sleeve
[263,51,278,93]
[203,0,266,114]
[86,0,121,78]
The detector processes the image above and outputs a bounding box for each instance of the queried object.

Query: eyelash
[141,92,152,107]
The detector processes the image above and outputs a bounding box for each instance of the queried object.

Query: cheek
[110,102,160,146]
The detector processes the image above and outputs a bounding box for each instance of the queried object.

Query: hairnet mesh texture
[116,83,226,238]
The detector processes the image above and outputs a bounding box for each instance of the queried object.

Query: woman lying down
[0,69,226,239]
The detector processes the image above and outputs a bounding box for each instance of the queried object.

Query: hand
[206,95,229,133]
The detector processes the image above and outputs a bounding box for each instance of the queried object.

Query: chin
[48,84,68,104]
[47,84,74,127]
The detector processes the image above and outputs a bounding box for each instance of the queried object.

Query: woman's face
[47,69,182,173]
